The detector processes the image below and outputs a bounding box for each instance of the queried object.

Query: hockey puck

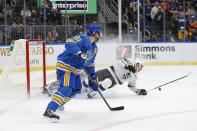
[158,88,161,91]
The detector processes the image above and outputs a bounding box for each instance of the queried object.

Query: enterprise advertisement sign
[50,0,97,14]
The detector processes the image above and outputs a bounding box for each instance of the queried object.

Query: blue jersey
[57,34,98,75]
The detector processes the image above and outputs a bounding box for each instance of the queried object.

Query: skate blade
[44,116,59,123]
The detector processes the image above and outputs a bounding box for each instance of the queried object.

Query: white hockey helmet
[134,59,144,66]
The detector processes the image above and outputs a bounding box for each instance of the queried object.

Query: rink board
[0,43,197,73]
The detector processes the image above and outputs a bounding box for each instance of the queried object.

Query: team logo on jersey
[116,45,131,59]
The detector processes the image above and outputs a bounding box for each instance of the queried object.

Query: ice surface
[0,66,197,131]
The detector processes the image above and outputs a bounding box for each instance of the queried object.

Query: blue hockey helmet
[87,24,102,36]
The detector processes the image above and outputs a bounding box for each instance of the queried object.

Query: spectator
[40,4,50,20]
[178,12,187,29]
[169,3,178,14]
[127,6,137,25]
[31,9,40,24]
[154,7,164,35]
[150,34,159,41]
[186,4,195,17]
[189,18,197,40]
[40,0,55,25]
[48,8,62,25]
[36,33,42,40]
[30,17,37,26]
[145,1,153,24]
[151,2,162,21]
[20,7,31,17]
[189,18,197,30]
[73,24,83,35]
[166,30,176,42]
[170,11,179,35]
[178,4,184,13]
[45,0,53,10]
[4,4,13,18]
[160,0,170,10]
[186,2,193,12]
[0,0,3,13]
[46,31,53,43]
[0,13,4,25]
[178,26,189,41]
[188,15,195,25]
[169,0,178,11]
[51,32,60,43]
[188,31,195,41]
[14,0,24,16]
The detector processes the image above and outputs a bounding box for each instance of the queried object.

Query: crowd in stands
[0,0,62,26]
[0,0,96,44]
[0,0,197,44]
[123,0,197,42]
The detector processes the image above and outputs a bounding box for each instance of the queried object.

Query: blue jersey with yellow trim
[57,34,98,71]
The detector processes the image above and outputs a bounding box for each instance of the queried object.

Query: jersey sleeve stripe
[66,38,76,43]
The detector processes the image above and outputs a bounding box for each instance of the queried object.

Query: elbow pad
[125,65,136,73]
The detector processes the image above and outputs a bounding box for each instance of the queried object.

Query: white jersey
[107,60,138,93]
[114,62,137,87]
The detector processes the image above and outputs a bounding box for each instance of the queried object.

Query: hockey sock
[47,87,72,112]
[58,96,72,111]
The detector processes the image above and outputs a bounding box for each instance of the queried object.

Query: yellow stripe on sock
[52,96,63,104]
[65,98,70,102]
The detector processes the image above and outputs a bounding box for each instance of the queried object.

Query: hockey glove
[125,65,136,73]
[89,74,99,91]
[136,89,147,95]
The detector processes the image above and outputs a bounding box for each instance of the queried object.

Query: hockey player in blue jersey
[43,24,101,122]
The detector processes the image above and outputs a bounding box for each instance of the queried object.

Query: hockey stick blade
[98,90,124,111]
[110,106,124,111]
[83,69,125,111]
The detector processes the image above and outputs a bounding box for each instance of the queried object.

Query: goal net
[0,39,46,97]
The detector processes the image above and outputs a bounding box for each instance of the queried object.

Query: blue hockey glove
[89,74,99,91]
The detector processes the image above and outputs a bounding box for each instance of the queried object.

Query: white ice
[0,65,197,131]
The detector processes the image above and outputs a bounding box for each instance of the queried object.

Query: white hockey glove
[136,89,147,95]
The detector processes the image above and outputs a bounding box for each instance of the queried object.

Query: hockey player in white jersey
[43,58,147,98]
[83,58,147,98]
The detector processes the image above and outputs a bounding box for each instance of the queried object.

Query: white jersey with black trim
[107,60,138,93]
[108,61,137,85]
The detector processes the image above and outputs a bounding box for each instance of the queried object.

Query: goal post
[26,40,46,97]
[0,39,46,97]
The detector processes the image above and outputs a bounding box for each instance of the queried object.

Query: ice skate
[43,109,60,122]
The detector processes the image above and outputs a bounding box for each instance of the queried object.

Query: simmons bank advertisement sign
[115,43,197,63]
[49,0,97,14]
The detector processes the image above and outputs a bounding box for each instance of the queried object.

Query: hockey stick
[148,73,191,92]
[83,69,124,111]
[97,89,124,111]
